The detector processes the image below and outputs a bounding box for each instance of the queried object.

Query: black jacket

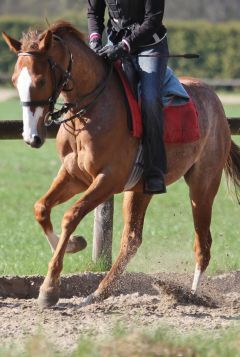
[87,0,166,52]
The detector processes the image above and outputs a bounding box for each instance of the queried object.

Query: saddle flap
[114,62,200,144]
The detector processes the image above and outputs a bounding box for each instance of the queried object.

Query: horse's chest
[63,153,79,176]
[63,151,92,183]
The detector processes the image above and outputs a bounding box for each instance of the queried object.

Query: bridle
[17,34,112,127]
[18,35,74,126]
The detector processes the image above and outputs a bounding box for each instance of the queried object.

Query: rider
[88,0,168,194]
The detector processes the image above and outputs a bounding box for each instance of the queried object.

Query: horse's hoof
[80,292,103,307]
[66,235,87,254]
[37,286,60,309]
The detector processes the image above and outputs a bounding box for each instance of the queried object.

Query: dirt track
[0,271,240,352]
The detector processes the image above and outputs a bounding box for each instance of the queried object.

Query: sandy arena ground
[0,271,239,353]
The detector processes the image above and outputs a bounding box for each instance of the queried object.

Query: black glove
[89,38,102,53]
[98,42,128,62]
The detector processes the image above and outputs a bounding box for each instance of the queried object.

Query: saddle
[115,61,200,144]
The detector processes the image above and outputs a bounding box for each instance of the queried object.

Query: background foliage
[1,0,240,22]
[0,17,240,80]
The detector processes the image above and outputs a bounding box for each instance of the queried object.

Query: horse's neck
[62,39,107,104]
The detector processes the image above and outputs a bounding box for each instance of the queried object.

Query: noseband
[17,34,113,127]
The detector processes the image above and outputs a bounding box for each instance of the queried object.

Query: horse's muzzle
[26,135,43,149]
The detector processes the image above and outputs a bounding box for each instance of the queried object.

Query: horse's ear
[39,30,52,52]
[2,32,22,53]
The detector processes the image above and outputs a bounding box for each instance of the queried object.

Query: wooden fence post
[92,197,114,270]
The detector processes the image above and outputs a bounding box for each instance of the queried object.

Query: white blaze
[17,67,43,142]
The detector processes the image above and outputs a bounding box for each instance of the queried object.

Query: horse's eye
[36,79,46,88]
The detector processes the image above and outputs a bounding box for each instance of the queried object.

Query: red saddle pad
[163,100,200,144]
[114,63,200,144]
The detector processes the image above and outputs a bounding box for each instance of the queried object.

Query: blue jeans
[133,36,169,180]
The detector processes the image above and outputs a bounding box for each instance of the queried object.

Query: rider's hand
[98,42,129,62]
[89,38,102,53]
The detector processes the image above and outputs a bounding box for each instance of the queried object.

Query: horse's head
[2,30,71,148]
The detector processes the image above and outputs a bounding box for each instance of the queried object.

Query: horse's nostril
[29,135,42,148]
[34,136,42,146]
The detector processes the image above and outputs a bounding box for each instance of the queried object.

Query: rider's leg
[137,36,169,194]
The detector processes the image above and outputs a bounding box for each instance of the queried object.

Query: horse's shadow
[0,300,22,309]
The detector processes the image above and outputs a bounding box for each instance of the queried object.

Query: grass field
[0,98,239,276]
[1,327,240,357]
[1,97,240,120]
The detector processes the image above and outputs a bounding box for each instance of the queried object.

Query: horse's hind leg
[34,165,87,254]
[184,168,222,294]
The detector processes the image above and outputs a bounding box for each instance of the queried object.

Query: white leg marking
[191,264,203,294]
[17,67,43,142]
[45,231,83,254]
[45,231,59,252]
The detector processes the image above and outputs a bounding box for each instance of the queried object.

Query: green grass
[0,138,239,276]
[0,97,21,120]
[1,327,240,357]
[0,99,239,276]
[224,104,240,117]
[1,97,239,121]
[0,138,96,275]
[73,327,240,357]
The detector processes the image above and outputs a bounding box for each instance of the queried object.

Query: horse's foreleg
[84,191,151,304]
[37,173,115,308]
[34,165,87,254]
[185,170,222,294]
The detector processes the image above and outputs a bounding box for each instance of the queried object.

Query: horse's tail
[224,140,240,202]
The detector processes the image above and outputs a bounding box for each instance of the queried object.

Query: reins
[18,34,113,127]
[50,64,113,126]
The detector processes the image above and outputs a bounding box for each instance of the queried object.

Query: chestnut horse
[3,22,240,308]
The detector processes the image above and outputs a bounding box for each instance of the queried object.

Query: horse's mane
[21,20,86,51]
